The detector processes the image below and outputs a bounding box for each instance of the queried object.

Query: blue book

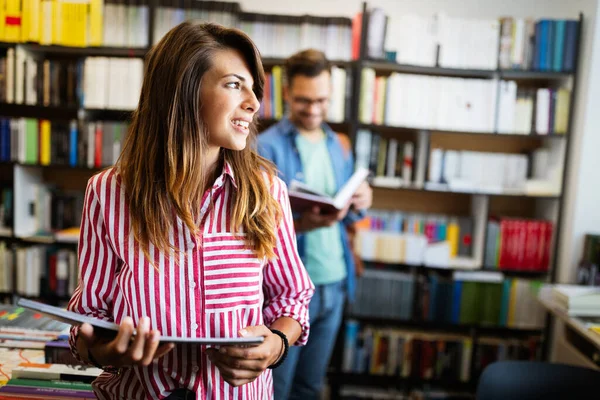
[533,21,542,70]
[428,275,438,321]
[69,121,78,166]
[553,20,566,71]
[563,20,579,72]
[1,119,10,161]
[546,20,555,72]
[451,280,462,324]
[538,20,551,71]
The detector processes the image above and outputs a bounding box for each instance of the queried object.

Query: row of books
[357,210,473,259]
[485,218,554,271]
[498,18,579,72]
[0,118,129,168]
[354,132,415,188]
[360,71,496,132]
[258,65,349,123]
[240,14,353,61]
[343,323,472,380]
[0,0,148,48]
[342,322,541,380]
[417,273,545,328]
[359,70,572,134]
[497,83,571,135]
[355,230,465,268]
[427,150,529,193]
[1,51,144,111]
[153,0,239,45]
[0,50,83,107]
[376,12,500,70]
[348,269,414,321]
[0,244,78,298]
[371,9,579,71]
[82,57,144,110]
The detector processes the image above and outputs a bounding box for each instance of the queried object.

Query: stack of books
[552,285,600,317]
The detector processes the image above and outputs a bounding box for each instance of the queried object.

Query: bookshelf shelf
[0,104,135,121]
[0,42,149,58]
[499,69,574,80]
[370,183,561,200]
[365,261,550,278]
[362,60,495,78]
[327,372,476,392]
[262,57,353,68]
[357,123,567,139]
[0,103,79,120]
[345,315,544,338]
[362,60,574,81]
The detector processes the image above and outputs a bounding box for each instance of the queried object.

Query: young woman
[67,22,314,400]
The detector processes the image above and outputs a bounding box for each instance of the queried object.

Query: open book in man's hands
[288,167,370,214]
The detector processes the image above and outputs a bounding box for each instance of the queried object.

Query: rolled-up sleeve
[262,177,315,345]
[67,176,120,362]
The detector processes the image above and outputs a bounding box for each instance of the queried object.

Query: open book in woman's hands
[288,168,370,214]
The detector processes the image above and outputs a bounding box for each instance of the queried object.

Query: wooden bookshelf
[358,123,569,140]
[0,43,149,58]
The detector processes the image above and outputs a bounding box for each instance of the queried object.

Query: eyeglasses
[291,97,329,108]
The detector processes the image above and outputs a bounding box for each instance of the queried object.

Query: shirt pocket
[202,233,263,311]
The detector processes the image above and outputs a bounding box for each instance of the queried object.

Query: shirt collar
[279,116,337,140]
[213,160,237,191]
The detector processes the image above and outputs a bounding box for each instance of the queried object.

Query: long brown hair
[116,22,281,261]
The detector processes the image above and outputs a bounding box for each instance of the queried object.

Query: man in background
[258,49,372,400]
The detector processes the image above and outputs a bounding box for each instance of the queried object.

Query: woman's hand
[76,316,175,368]
[206,326,284,387]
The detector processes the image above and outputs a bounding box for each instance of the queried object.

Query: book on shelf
[342,319,540,380]
[551,284,600,317]
[288,167,369,214]
[355,210,474,267]
[0,0,149,48]
[370,7,579,72]
[11,362,101,383]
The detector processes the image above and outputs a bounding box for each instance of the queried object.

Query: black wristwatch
[267,329,289,369]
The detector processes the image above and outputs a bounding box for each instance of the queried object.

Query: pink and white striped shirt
[67,163,314,400]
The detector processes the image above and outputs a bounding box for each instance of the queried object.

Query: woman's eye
[226,82,241,89]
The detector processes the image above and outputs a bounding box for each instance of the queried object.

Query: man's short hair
[285,49,331,87]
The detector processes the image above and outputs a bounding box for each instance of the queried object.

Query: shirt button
[190,281,197,288]
[191,323,199,330]
[192,366,200,372]
[188,242,195,249]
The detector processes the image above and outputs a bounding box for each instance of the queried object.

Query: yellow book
[271,66,283,119]
[51,0,61,45]
[4,0,23,42]
[554,88,571,134]
[30,0,42,42]
[39,0,54,45]
[0,0,5,41]
[40,120,51,165]
[75,2,88,47]
[89,0,104,46]
[447,217,460,257]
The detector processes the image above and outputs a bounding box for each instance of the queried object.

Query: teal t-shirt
[295,133,347,285]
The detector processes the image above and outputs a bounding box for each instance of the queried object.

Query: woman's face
[200,48,260,152]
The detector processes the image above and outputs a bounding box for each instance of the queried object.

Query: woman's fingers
[140,330,161,366]
[125,317,152,363]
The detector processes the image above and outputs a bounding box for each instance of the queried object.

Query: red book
[94,123,103,168]
[498,219,509,269]
[541,221,554,271]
